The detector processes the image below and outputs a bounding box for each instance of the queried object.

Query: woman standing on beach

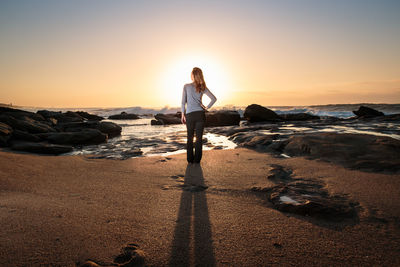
[181,67,217,163]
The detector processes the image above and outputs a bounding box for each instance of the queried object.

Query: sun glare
[159,54,229,108]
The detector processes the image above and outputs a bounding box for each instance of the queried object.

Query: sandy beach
[1,148,399,266]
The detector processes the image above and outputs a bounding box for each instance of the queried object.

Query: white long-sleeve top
[181,82,217,114]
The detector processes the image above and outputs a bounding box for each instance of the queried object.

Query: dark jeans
[186,110,206,163]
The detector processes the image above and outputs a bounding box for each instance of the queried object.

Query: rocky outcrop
[0,107,119,155]
[153,113,181,125]
[108,111,140,120]
[353,106,384,118]
[10,141,73,155]
[0,122,13,146]
[0,114,56,134]
[76,111,104,121]
[243,104,281,122]
[0,106,45,121]
[205,110,240,127]
[283,132,400,173]
[37,110,89,123]
[37,129,107,145]
[55,121,122,138]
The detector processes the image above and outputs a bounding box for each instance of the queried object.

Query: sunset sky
[1,0,399,108]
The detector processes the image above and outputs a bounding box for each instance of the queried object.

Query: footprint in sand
[76,243,145,267]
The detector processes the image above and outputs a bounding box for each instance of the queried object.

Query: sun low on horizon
[158,54,231,108]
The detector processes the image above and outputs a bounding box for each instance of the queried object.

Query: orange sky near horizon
[1,0,399,108]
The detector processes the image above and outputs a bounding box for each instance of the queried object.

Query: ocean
[17,103,400,159]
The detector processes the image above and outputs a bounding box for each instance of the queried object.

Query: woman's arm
[181,85,187,124]
[203,88,217,110]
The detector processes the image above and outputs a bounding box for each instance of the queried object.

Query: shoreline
[1,148,399,266]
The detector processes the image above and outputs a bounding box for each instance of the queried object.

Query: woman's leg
[194,112,205,163]
[186,113,195,163]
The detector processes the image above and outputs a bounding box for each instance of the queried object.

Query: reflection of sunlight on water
[66,117,237,159]
[203,133,237,149]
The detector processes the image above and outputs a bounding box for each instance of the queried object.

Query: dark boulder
[205,110,240,127]
[0,115,56,133]
[151,119,163,125]
[55,121,100,132]
[0,122,13,146]
[11,129,41,142]
[353,106,384,118]
[0,106,45,121]
[240,134,279,148]
[153,113,181,125]
[280,113,320,121]
[243,104,281,122]
[10,141,73,155]
[37,110,84,123]
[55,121,122,138]
[38,129,107,145]
[108,112,140,120]
[98,121,122,138]
[76,111,104,121]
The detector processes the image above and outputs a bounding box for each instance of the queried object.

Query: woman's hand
[201,103,208,111]
[181,113,186,124]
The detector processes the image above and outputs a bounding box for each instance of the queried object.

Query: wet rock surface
[207,105,400,174]
[260,165,359,221]
[0,107,121,154]
[108,111,140,120]
[283,133,400,173]
[153,113,181,125]
[10,141,73,154]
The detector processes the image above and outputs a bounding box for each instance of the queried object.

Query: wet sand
[0,148,399,266]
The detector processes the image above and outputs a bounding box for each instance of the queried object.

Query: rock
[267,180,357,221]
[11,129,41,142]
[353,106,384,118]
[153,113,181,125]
[108,111,140,120]
[280,113,320,121]
[243,104,281,122]
[241,134,279,148]
[98,121,122,138]
[55,121,122,138]
[55,121,100,132]
[267,164,293,183]
[0,114,56,133]
[0,106,45,121]
[121,148,143,158]
[10,141,73,154]
[37,110,84,123]
[205,110,241,127]
[0,122,13,146]
[283,132,400,173]
[151,119,163,125]
[75,111,104,121]
[39,129,107,145]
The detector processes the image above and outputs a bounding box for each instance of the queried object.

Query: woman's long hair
[192,67,208,93]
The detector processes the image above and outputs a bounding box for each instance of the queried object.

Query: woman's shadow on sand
[169,163,216,267]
